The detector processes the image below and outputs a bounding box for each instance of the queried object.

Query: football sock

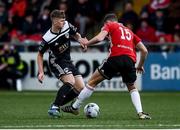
[61,87,79,106]
[130,89,143,113]
[72,84,94,109]
[53,82,78,106]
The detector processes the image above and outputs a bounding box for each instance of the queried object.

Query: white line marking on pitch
[1,124,180,128]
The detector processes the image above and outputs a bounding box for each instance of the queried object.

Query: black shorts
[98,55,136,84]
[49,59,80,79]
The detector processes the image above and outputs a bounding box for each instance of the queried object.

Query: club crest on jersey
[55,42,59,46]
[65,33,69,38]
[64,67,71,74]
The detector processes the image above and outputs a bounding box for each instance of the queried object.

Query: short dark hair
[103,13,118,23]
[50,10,65,20]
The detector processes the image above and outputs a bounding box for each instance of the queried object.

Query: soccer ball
[84,103,100,118]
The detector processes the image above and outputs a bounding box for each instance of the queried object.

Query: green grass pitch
[0,91,180,129]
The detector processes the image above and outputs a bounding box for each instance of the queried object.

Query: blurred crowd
[0,0,180,52]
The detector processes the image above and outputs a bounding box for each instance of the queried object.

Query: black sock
[53,82,79,106]
[61,87,79,106]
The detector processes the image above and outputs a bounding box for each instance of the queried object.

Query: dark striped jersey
[38,21,78,61]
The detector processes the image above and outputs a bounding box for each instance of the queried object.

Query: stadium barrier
[20,52,142,91]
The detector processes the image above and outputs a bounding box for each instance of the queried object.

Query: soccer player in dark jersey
[37,10,87,118]
[62,13,151,120]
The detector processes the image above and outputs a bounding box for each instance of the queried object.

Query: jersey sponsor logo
[58,43,68,53]
[117,44,133,51]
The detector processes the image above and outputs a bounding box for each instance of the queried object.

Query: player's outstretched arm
[85,30,108,45]
[37,52,44,83]
[136,42,148,74]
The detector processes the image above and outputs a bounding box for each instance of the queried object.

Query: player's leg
[48,60,79,117]
[121,56,151,119]
[62,69,105,114]
[48,61,85,117]
[48,74,76,118]
[62,59,115,114]
[126,83,151,119]
[61,75,85,115]
[60,75,84,106]
[53,74,77,106]
[58,64,85,106]
[73,67,107,109]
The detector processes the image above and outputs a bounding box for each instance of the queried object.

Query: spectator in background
[21,12,37,35]
[136,19,157,43]
[140,11,149,19]
[73,0,94,36]
[37,6,51,34]
[8,0,27,18]
[158,34,174,52]
[1,0,12,9]
[57,1,73,23]
[0,23,9,42]
[0,43,28,91]
[58,1,68,13]
[40,0,52,13]
[40,0,58,13]
[152,9,166,36]
[174,32,180,52]
[0,1,8,25]
[26,0,42,18]
[0,1,9,42]
[166,0,180,34]
[0,46,10,89]
[119,1,139,32]
[18,11,42,43]
[164,23,180,52]
[8,0,27,30]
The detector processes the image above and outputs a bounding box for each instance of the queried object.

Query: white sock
[16,79,22,92]
[130,89,143,113]
[72,84,94,109]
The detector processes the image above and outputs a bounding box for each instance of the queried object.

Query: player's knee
[78,85,84,91]
[88,83,96,88]
[67,81,75,86]
[65,79,75,86]
[87,81,97,88]
[88,78,103,87]
[74,84,84,92]
[126,83,136,92]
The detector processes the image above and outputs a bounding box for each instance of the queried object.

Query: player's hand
[82,44,88,52]
[38,72,44,84]
[136,66,145,74]
[79,37,88,51]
